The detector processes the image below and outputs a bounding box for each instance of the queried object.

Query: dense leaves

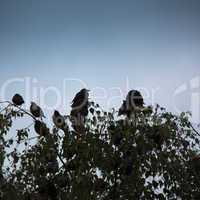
[0,94,200,199]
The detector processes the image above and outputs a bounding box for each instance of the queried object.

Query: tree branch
[190,123,200,137]
[0,101,36,120]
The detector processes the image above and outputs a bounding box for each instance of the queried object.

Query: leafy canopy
[0,96,200,200]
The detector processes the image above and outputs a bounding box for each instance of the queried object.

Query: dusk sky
[0,0,200,121]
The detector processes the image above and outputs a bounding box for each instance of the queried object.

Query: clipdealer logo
[173,76,200,124]
[0,77,160,112]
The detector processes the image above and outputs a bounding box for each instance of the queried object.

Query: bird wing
[71,91,87,108]
[72,91,83,103]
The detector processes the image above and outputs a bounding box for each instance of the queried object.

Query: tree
[0,93,200,200]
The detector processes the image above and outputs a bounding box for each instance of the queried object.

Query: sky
[0,0,200,122]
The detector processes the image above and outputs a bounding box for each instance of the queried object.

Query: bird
[71,88,90,108]
[52,110,66,129]
[12,94,24,106]
[70,89,90,136]
[30,102,45,118]
[126,90,144,109]
[118,90,144,117]
[34,120,49,136]
[71,88,90,117]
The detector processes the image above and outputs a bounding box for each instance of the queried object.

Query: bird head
[31,102,38,109]
[81,88,90,99]
[133,90,142,97]
[54,110,60,117]
[81,88,90,93]
[31,101,36,106]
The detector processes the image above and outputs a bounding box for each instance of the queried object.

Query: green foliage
[0,100,200,199]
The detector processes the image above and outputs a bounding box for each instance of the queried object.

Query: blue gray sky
[0,0,200,119]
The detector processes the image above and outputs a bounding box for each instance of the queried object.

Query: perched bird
[34,120,49,136]
[30,102,45,118]
[71,88,90,108]
[118,90,144,117]
[71,88,90,117]
[52,110,66,129]
[12,94,24,106]
[70,89,90,136]
[126,90,144,109]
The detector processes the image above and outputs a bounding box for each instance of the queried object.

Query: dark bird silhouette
[34,120,49,136]
[70,89,90,136]
[126,90,144,109]
[30,102,45,118]
[52,110,66,129]
[12,94,24,106]
[71,88,90,117]
[118,90,144,117]
[71,89,89,109]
